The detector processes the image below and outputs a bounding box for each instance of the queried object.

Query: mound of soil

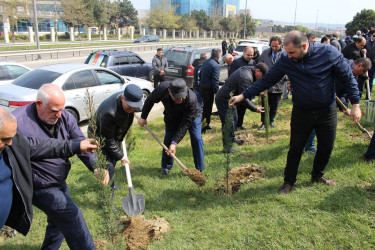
[119,215,170,250]
[215,164,265,195]
[237,132,258,144]
[184,168,206,186]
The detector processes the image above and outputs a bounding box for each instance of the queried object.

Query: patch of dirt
[236,131,276,145]
[119,215,170,250]
[0,226,16,241]
[94,239,108,249]
[183,168,206,186]
[215,164,265,195]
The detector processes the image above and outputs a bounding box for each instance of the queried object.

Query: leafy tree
[236,13,256,38]
[190,10,213,31]
[295,25,308,33]
[0,0,29,42]
[219,16,237,33]
[146,0,180,29]
[110,0,138,29]
[345,9,375,36]
[178,14,197,31]
[61,0,92,37]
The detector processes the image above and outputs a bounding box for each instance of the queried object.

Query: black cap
[169,78,187,98]
[255,62,269,75]
[123,84,143,108]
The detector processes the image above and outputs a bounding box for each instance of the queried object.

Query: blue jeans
[194,89,203,114]
[162,117,205,171]
[304,129,316,151]
[215,97,238,149]
[33,182,96,250]
[365,130,375,158]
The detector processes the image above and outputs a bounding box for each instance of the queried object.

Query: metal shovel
[121,140,145,217]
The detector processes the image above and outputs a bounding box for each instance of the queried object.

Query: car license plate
[167,68,179,74]
[0,99,9,107]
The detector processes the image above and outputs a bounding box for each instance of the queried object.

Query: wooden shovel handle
[136,116,187,170]
[335,96,372,138]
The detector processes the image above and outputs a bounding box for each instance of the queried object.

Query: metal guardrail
[0,40,222,61]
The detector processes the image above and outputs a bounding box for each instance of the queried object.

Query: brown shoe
[277,183,294,195]
[311,176,337,186]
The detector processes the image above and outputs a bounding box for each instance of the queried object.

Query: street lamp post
[293,0,297,29]
[243,0,247,39]
[32,0,40,51]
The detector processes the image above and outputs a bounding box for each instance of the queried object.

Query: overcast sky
[130,0,374,25]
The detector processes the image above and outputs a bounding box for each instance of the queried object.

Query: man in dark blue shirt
[230,30,361,195]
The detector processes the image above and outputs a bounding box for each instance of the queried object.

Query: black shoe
[234,139,244,145]
[270,122,276,128]
[229,148,241,154]
[360,154,375,163]
[277,182,294,195]
[236,126,246,131]
[160,168,170,175]
[258,124,265,130]
[311,176,337,186]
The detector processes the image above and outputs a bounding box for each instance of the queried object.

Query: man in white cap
[138,78,205,175]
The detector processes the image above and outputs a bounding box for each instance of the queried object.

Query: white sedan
[0,64,154,122]
[0,61,31,85]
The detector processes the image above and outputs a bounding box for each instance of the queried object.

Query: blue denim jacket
[242,43,360,110]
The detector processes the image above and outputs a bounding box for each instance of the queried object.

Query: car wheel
[65,108,79,123]
[148,70,154,82]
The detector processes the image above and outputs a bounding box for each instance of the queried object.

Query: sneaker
[229,148,241,154]
[160,168,170,175]
[270,122,276,128]
[305,147,317,154]
[277,182,294,195]
[258,123,265,130]
[234,139,244,145]
[311,176,337,186]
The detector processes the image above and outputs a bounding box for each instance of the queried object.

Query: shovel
[121,140,145,217]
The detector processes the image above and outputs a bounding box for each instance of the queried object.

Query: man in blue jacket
[13,84,107,249]
[230,30,361,195]
[199,48,221,132]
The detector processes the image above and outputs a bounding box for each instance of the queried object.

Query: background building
[150,0,239,16]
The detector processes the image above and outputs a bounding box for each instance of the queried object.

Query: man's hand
[229,94,244,108]
[259,92,266,97]
[361,49,367,55]
[121,158,130,167]
[350,104,362,124]
[138,117,147,127]
[166,144,176,156]
[160,70,165,76]
[94,168,110,185]
[343,108,351,116]
[80,139,99,154]
[256,107,265,113]
[287,83,291,91]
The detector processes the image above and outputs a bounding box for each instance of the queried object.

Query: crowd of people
[1,26,375,247]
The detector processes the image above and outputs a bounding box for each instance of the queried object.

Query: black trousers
[154,74,165,88]
[236,102,247,127]
[261,92,282,123]
[284,105,337,185]
[199,86,215,127]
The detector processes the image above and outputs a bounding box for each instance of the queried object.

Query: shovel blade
[122,193,145,217]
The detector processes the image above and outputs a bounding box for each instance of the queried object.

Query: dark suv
[163,46,228,88]
[84,50,154,81]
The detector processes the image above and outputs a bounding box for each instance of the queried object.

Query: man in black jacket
[0,108,97,236]
[89,84,143,185]
[138,78,204,175]
[222,38,227,55]
[193,52,209,113]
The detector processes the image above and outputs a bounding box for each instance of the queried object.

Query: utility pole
[315,10,319,30]
[32,0,41,55]
[243,0,247,39]
[293,0,297,29]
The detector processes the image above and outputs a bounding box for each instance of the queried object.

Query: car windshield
[165,50,191,65]
[235,46,247,52]
[85,53,109,67]
[12,69,62,89]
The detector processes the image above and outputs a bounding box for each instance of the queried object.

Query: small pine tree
[223,96,235,195]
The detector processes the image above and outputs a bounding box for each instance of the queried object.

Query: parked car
[163,46,228,88]
[0,64,154,122]
[0,61,31,85]
[134,35,160,43]
[232,43,269,59]
[84,50,154,82]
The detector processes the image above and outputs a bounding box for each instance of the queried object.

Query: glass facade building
[150,0,240,16]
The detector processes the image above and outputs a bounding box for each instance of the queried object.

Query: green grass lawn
[1,98,375,249]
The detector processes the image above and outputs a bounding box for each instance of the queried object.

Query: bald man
[230,30,361,195]
[0,107,97,236]
[12,84,106,249]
